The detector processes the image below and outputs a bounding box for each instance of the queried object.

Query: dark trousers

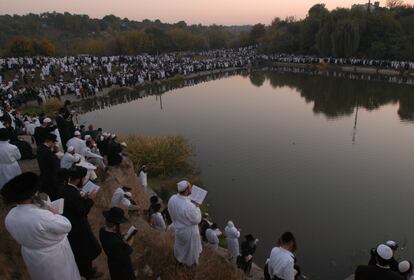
[77,259,95,278]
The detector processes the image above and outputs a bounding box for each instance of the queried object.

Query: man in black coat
[355,244,404,280]
[59,166,103,279]
[107,135,122,166]
[36,133,60,199]
[34,117,57,146]
[99,207,136,280]
[237,234,258,275]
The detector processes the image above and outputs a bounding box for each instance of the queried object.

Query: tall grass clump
[119,134,193,177]
[20,97,63,117]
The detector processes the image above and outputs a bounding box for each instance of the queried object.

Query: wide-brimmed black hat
[103,207,128,224]
[0,128,9,141]
[45,133,58,143]
[68,166,88,179]
[1,172,39,203]
[245,234,255,242]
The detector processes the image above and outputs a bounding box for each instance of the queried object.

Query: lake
[79,69,414,280]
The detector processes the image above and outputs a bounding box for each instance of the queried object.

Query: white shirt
[167,194,202,266]
[151,212,166,231]
[268,247,295,280]
[0,141,21,189]
[5,204,81,280]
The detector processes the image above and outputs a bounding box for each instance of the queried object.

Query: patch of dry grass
[119,134,194,177]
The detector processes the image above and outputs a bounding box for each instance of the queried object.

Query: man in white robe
[60,146,81,169]
[225,221,240,259]
[1,172,81,280]
[66,131,87,157]
[205,223,220,250]
[139,165,148,192]
[167,180,202,267]
[0,128,21,189]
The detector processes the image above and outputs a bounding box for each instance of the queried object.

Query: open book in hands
[189,185,208,205]
[44,197,65,214]
[124,226,138,242]
[82,181,101,194]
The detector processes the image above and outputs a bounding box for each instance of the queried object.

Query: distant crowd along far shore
[1,46,414,107]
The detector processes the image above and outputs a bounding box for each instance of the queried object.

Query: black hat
[68,166,88,179]
[0,128,9,141]
[122,186,132,191]
[150,195,159,204]
[103,207,128,224]
[1,172,39,204]
[245,234,255,242]
[45,133,58,143]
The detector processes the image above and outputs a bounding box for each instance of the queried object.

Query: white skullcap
[111,134,116,139]
[43,117,52,123]
[124,192,132,198]
[177,180,190,192]
[85,135,91,140]
[227,221,234,228]
[386,240,398,250]
[399,260,411,273]
[121,142,127,147]
[74,131,81,136]
[67,146,74,153]
[377,244,393,260]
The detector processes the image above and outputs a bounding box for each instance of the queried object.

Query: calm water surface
[80,70,414,280]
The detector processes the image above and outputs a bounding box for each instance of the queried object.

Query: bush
[41,98,63,116]
[119,134,193,177]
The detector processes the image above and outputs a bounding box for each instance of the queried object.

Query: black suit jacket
[59,184,101,263]
[355,265,404,280]
[36,144,60,198]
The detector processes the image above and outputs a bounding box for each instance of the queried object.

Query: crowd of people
[0,47,256,107]
[2,47,414,108]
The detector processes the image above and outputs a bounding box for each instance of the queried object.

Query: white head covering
[386,240,398,250]
[43,117,52,123]
[111,134,116,139]
[67,146,75,153]
[121,142,127,147]
[85,135,92,140]
[377,244,393,260]
[124,192,132,198]
[177,180,190,192]
[399,260,411,273]
[74,131,81,136]
[227,221,235,228]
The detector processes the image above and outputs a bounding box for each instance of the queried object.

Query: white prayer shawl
[139,171,148,190]
[5,204,81,280]
[111,187,131,208]
[225,225,240,257]
[60,152,78,169]
[205,228,219,250]
[151,212,166,231]
[66,137,87,157]
[267,247,295,280]
[167,194,202,266]
[0,141,21,189]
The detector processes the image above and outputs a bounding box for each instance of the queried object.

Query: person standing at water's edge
[138,165,148,191]
[1,173,81,280]
[167,180,202,267]
[225,220,240,261]
[355,244,404,280]
[265,231,298,280]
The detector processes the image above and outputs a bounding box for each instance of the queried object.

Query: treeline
[0,13,254,56]
[256,2,414,59]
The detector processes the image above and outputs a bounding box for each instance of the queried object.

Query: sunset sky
[1,0,414,25]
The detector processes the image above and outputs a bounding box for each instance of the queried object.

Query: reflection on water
[80,70,414,280]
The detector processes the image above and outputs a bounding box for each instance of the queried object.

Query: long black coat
[107,141,122,166]
[355,265,404,280]
[59,184,102,263]
[99,228,135,280]
[36,144,60,198]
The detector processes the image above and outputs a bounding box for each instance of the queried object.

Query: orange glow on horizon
[1,0,414,25]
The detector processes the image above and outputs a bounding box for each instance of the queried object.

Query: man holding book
[167,180,203,267]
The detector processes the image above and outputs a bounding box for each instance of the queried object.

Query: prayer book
[124,226,138,241]
[82,181,101,194]
[43,197,65,214]
[189,185,208,205]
